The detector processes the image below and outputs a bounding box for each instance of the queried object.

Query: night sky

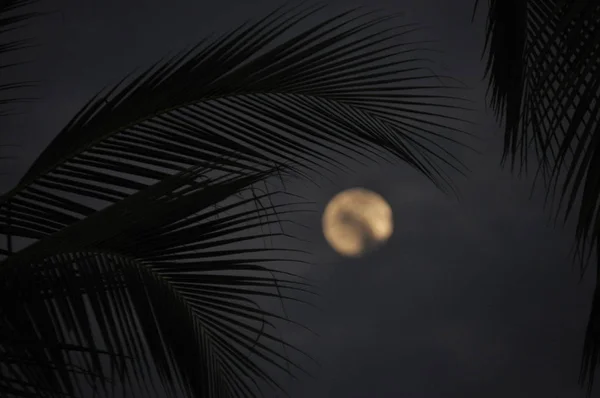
[2,0,597,397]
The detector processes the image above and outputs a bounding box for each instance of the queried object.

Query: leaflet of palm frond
[0,0,41,57]
[0,0,43,120]
[1,164,316,397]
[524,2,600,268]
[476,0,528,170]
[0,1,473,244]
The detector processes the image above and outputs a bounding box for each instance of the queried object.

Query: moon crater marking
[322,188,393,257]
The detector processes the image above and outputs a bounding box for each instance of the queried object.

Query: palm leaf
[1,1,474,396]
[2,163,317,397]
[0,1,473,243]
[474,0,600,394]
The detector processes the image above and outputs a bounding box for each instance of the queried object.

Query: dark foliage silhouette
[474,0,600,394]
[0,1,473,397]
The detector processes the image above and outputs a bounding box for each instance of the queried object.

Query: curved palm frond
[1,1,475,397]
[0,1,474,244]
[475,0,600,394]
[2,162,317,397]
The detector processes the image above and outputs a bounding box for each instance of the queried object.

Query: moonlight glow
[322,188,393,257]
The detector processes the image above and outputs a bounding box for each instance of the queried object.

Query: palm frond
[0,2,475,396]
[2,163,317,397]
[0,1,473,245]
[476,0,600,394]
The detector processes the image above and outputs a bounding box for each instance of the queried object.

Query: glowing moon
[322,187,393,257]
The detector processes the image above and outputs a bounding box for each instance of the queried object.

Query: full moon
[322,187,393,257]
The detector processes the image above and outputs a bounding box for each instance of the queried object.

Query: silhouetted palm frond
[1,1,474,396]
[0,1,474,220]
[2,162,316,397]
[474,0,600,394]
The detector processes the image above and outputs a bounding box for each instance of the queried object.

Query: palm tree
[473,0,600,395]
[0,0,474,397]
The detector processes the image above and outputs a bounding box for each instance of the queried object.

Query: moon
[322,187,393,257]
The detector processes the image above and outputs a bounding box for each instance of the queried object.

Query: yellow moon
[322,188,393,257]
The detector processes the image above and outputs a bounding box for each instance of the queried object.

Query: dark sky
[1,0,597,397]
